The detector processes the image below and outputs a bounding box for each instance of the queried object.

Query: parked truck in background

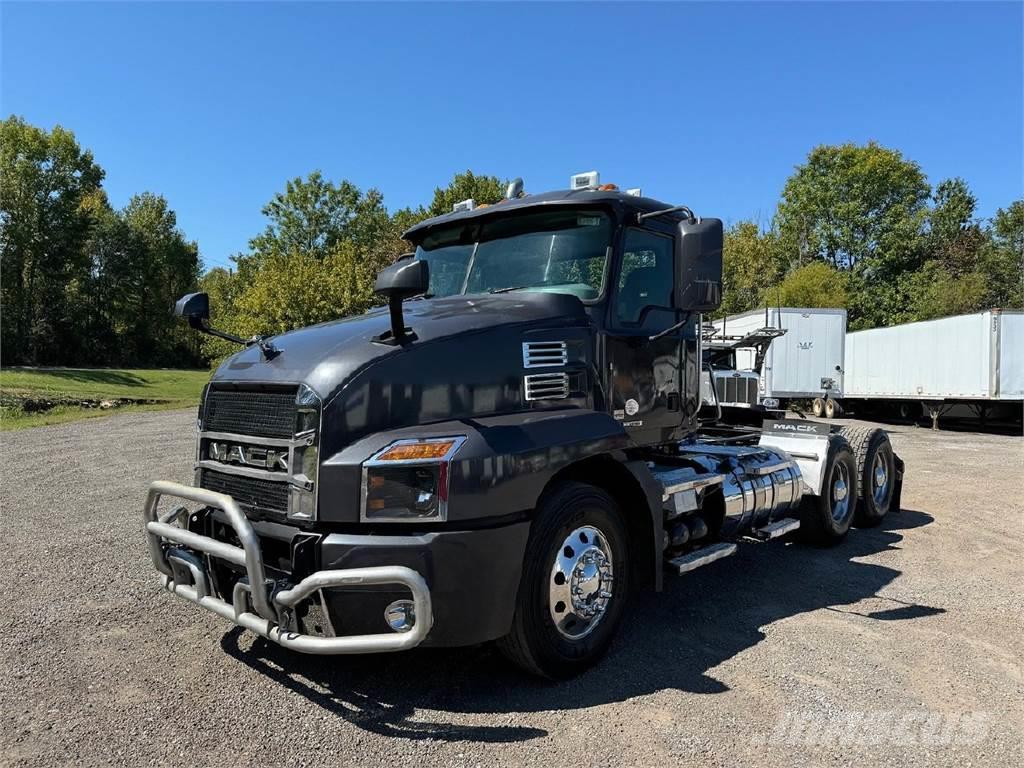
[712,307,847,417]
[701,324,786,424]
[143,173,903,678]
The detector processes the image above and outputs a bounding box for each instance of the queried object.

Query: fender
[622,458,666,592]
[318,408,633,525]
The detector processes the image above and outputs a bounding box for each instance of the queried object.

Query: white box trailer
[712,307,847,404]
[841,309,1024,427]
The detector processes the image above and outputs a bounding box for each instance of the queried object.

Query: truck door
[604,227,687,446]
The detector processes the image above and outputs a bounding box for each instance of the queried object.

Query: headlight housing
[361,437,466,522]
[288,384,321,521]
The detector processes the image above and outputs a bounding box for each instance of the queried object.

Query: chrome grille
[712,372,758,406]
[524,372,570,401]
[203,387,298,438]
[522,341,568,368]
[199,469,289,516]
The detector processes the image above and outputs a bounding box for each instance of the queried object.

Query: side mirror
[172,291,279,357]
[374,257,429,343]
[675,218,723,313]
[174,292,210,330]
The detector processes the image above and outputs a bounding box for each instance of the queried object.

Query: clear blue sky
[3,2,1021,271]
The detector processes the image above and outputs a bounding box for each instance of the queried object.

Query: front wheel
[497,481,630,679]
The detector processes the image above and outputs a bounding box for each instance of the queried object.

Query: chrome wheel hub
[872,451,891,506]
[831,462,851,521]
[549,525,614,639]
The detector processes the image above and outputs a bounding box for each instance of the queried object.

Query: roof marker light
[570,171,600,191]
[452,198,475,212]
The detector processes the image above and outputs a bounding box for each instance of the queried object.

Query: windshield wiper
[489,285,528,294]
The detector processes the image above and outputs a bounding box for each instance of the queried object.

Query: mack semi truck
[145,173,903,678]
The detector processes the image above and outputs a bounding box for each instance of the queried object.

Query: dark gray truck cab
[146,178,902,677]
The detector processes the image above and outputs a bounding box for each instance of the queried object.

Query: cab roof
[402,188,686,243]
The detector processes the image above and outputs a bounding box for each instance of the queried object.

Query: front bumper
[144,481,433,654]
[145,481,530,652]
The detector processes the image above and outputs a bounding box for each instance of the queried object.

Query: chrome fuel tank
[681,444,803,537]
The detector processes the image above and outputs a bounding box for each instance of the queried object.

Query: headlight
[289,384,321,521]
[361,437,465,522]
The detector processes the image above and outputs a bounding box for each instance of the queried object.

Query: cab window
[616,229,673,325]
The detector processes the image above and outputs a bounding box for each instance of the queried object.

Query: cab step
[667,542,737,575]
[750,517,801,541]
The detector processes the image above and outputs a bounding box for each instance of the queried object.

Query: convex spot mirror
[675,218,723,313]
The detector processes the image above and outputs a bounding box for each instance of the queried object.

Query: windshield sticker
[577,216,602,227]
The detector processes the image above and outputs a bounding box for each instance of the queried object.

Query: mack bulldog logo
[208,441,288,471]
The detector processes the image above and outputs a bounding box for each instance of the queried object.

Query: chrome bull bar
[144,480,433,654]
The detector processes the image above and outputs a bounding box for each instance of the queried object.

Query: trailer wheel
[799,434,858,546]
[824,398,840,419]
[838,426,896,526]
[812,398,825,418]
[497,481,629,679]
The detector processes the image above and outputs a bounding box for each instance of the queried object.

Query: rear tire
[497,481,630,679]
[799,434,858,546]
[838,426,896,526]
[812,398,825,418]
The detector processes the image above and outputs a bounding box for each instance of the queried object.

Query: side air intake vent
[522,341,568,368]
[524,372,570,401]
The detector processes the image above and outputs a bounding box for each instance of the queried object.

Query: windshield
[414,209,612,300]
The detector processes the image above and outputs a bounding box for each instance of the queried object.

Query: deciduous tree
[0,116,104,364]
[427,170,506,217]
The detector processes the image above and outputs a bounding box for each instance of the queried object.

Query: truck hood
[212,291,591,450]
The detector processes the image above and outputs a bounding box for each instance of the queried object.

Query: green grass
[0,367,210,430]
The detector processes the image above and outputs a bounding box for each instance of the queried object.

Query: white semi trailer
[840,309,1024,429]
[715,308,1023,429]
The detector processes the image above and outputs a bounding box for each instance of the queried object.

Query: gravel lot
[1,409,1021,767]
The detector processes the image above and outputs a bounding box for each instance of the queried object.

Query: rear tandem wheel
[838,426,897,526]
[799,433,858,546]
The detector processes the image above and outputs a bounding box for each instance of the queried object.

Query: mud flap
[892,454,905,512]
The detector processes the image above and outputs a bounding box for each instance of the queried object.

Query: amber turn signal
[376,440,457,462]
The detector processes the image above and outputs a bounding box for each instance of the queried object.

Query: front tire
[497,481,630,679]
[799,434,858,546]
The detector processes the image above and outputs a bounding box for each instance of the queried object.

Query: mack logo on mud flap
[208,442,288,471]
[764,420,830,436]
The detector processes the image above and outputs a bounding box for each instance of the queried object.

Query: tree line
[721,142,1022,329]
[1,116,202,367]
[1,116,1020,369]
